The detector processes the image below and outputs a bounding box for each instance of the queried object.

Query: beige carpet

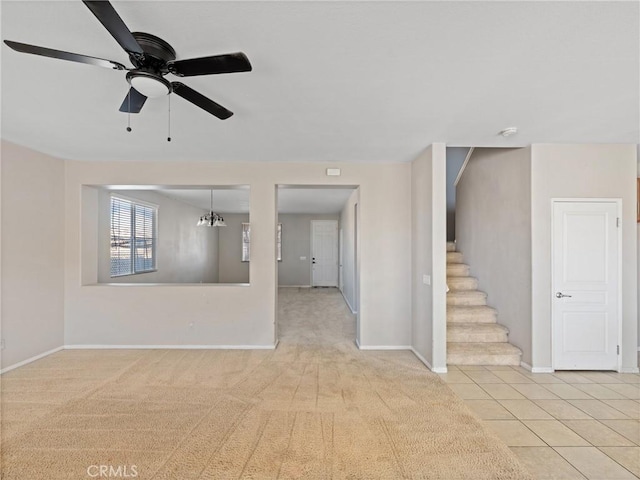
[1,287,532,479]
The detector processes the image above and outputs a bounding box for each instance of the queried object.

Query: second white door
[552,200,620,370]
[311,220,338,287]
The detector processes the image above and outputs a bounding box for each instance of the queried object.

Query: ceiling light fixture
[126,71,171,98]
[499,127,518,137]
[197,189,226,227]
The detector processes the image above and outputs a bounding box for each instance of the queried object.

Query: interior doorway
[276,185,360,346]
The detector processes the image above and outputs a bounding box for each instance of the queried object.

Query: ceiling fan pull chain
[126,90,132,132]
[167,93,172,142]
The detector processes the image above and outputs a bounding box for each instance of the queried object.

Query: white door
[311,220,338,287]
[552,200,620,370]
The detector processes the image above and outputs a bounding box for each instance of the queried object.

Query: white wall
[455,147,533,364]
[531,144,638,372]
[1,141,65,369]
[278,213,340,287]
[96,189,219,284]
[64,161,412,348]
[446,147,470,241]
[217,213,250,284]
[412,147,434,364]
[339,190,359,313]
[411,144,447,371]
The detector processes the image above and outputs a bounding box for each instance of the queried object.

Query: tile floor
[439,364,640,479]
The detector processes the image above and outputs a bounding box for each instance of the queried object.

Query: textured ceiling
[2,1,638,163]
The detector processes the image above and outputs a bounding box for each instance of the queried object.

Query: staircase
[446,241,522,365]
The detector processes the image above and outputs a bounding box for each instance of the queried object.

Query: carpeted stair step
[446,252,464,264]
[447,290,487,306]
[447,242,456,252]
[447,263,470,277]
[447,305,497,324]
[447,276,479,291]
[447,342,522,365]
[447,323,509,343]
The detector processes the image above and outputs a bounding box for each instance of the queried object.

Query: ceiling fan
[4,0,252,125]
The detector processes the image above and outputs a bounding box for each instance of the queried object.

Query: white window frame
[242,223,282,262]
[110,194,158,277]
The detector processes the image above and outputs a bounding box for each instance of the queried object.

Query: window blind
[110,196,157,277]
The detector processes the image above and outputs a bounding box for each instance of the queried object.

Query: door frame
[310,219,339,287]
[550,198,623,372]
[339,227,344,292]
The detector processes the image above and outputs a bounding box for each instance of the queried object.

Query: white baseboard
[410,347,447,373]
[0,346,64,375]
[531,368,555,373]
[357,345,411,350]
[519,361,532,371]
[620,367,640,374]
[355,338,361,349]
[340,290,357,314]
[278,285,311,288]
[65,344,278,350]
[520,361,554,373]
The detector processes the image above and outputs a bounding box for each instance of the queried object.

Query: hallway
[277,287,356,348]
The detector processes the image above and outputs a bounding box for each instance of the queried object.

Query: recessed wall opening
[82,185,250,285]
[275,185,360,347]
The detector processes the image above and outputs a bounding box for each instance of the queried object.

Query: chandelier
[197,189,226,227]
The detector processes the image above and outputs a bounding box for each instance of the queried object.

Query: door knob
[555,292,572,298]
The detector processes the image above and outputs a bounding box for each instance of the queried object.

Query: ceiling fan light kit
[126,71,171,98]
[3,0,252,139]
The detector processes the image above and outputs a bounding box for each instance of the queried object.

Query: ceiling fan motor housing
[130,32,176,73]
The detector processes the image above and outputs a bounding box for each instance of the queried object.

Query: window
[110,196,157,277]
[242,223,251,262]
[242,223,282,262]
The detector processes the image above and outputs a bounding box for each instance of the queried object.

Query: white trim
[65,344,277,350]
[355,338,361,349]
[619,367,640,374]
[341,289,357,314]
[279,285,312,288]
[521,361,554,373]
[0,346,64,374]
[410,347,448,373]
[357,345,411,350]
[109,192,159,209]
[453,147,475,187]
[532,367,555,373]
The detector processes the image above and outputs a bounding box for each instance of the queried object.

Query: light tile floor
[439,364,640,479]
